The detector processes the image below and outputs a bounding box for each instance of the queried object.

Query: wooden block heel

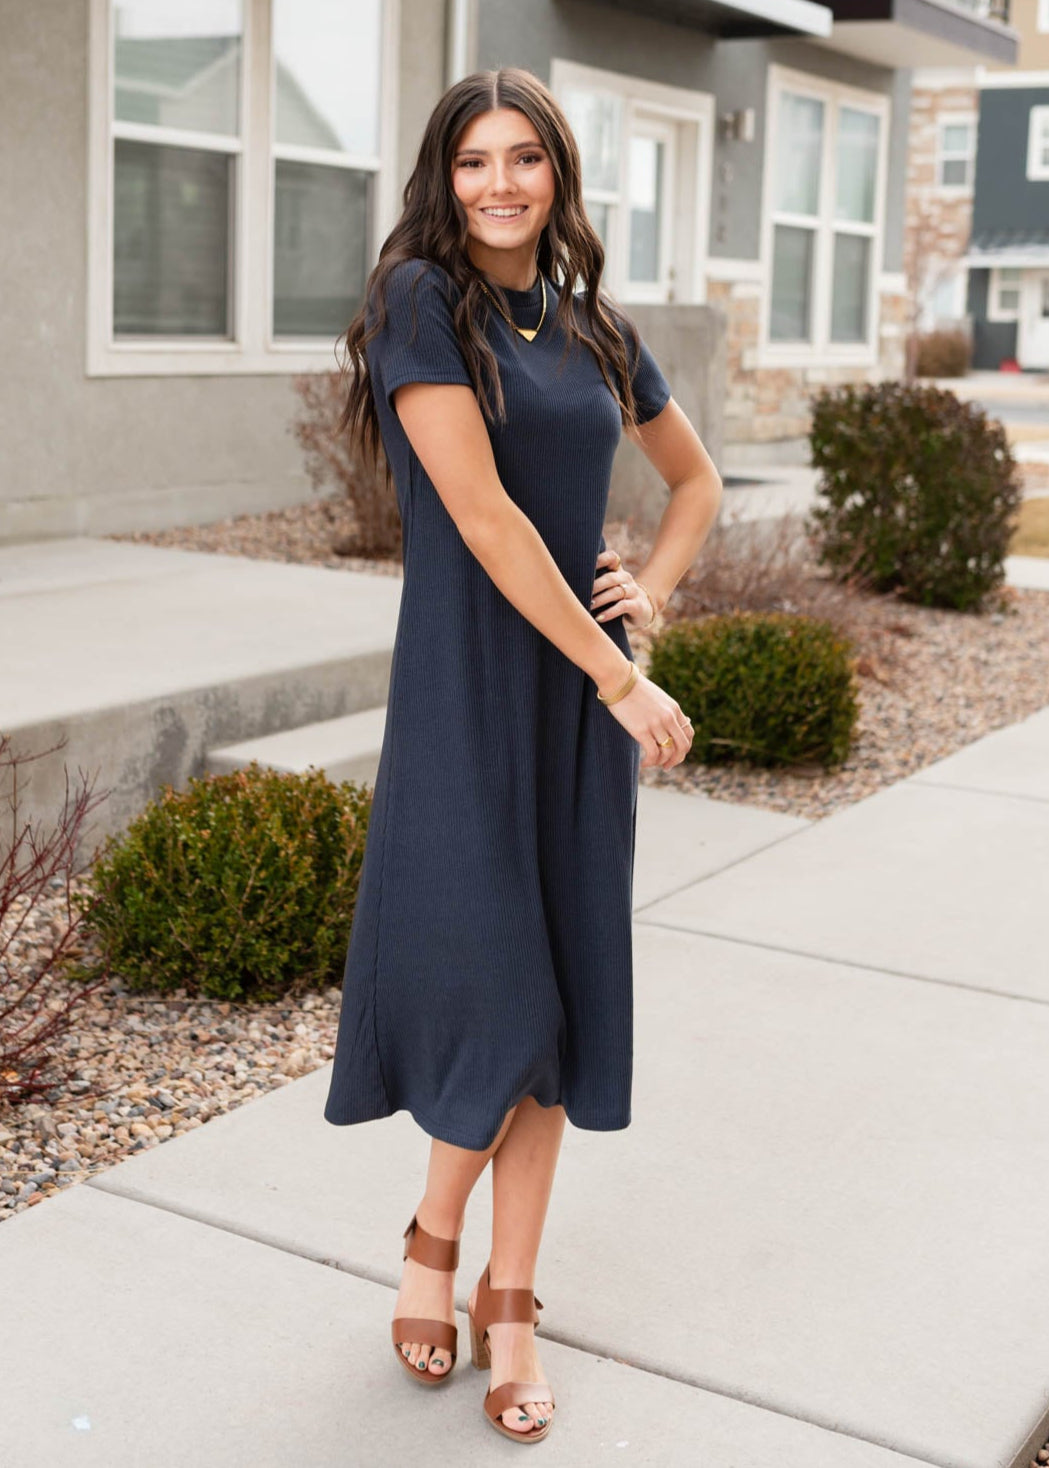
[467,1261,555,1443]
[390,1212,460,1387]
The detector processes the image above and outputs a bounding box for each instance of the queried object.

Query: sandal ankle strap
[403,1213,460,1271]
[475,1263,543,1326]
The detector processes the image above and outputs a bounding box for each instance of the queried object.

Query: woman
[324,67,722,1442]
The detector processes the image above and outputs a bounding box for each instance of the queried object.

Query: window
[989,266,1022,320]
[552,59,714,305]
[763,67,888,363]
[1027,106,1049,181]
[1038,0,1049,32]
[936,117,975,189]
[88,0,396,375]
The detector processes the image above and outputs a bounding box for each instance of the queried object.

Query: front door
[1018,271,1049,369]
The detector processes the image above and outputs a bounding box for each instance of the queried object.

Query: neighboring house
[905,0,1046,368]
[0,0,1017,543]
[966,66,1049,367]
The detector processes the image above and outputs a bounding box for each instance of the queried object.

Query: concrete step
[0,537,402,854]
[206,705,388,787]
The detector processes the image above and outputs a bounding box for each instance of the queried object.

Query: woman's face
[451,107,556,272]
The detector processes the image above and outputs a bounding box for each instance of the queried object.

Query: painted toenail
[417,1359,427,1369]
[518,1413,530,1422]
[432,1359,443,1367]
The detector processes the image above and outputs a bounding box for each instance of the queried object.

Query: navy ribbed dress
[323,257,672,1151]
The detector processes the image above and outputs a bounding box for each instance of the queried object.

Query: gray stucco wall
[0,0,446,544]
[475,0,906,273]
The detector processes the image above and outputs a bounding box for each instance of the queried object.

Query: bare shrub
[0,734,110,1109]
[912,328,971,378]
[610,505,914,686]
[290,371,402,560]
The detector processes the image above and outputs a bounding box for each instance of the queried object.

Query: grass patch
[1010,497,1049,558]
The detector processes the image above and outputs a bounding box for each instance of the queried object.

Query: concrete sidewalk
[4,711,1049,1464]
[3,536,1049,1466]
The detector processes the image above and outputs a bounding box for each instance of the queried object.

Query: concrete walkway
[2,539,1049,1467]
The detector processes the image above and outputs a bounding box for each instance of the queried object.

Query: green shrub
[78,763,372,1002]
[913,328,971,378]
[809,380,1022,612]
[647,612,858,770]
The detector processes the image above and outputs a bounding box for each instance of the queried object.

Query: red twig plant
[0,733,111,1108]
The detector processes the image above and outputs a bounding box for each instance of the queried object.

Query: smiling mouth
[480,206,528,219]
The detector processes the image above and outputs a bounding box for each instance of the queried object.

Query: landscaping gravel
[8,494,1049,1464]
[0,879,341,1223]
[112,493,1049,821]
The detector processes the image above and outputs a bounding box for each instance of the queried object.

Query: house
[0,0,1018,543]
[904,1,1045,369]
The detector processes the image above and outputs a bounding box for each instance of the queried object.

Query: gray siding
[475,0,906,271]
[971,86,1049,238]
[967,268,1019,369]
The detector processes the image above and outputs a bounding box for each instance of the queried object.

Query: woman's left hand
[589,548,655,631]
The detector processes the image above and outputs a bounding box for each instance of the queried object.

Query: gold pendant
[515,326,538,341]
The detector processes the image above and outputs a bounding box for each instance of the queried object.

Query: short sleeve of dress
[600,298,671,425]
[367,259,475,415]
[629,333,672,424]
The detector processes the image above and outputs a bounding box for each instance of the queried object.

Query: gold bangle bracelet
[596,662,639,704]
[633,579,659,629]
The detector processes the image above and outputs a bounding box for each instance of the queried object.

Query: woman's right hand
[603,671,694,770]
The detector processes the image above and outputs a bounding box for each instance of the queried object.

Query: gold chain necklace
[477,272,548,342]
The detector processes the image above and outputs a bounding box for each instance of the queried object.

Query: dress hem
[323,1098,631,1152]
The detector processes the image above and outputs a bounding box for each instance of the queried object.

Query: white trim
[717,0,832,32]
[550,59,714,307]
[111,120,243,153]
[86,0,399,377]
[1040,0,1049,32]
[988,265,1023,321]
[934,111,976,191]
[706,256,765,281]
[965,247,1049,266]
[978,69,1049,86]
[1026,104,1049,181]
[911,67,980,87]
[755,64,889,369]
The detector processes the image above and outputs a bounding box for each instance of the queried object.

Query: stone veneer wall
[902,81,977,325]
[710,278,910,453]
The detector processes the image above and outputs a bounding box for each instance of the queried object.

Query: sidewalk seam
[909,776,1049,808]
[634,919,1049,1009]
[82,1176,948,1468]
[632,820,813,914]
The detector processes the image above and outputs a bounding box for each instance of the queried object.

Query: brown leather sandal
[391,1212,460,1386]
[468,1262,555,1442]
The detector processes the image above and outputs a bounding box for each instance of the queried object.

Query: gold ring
[657,736,674,747]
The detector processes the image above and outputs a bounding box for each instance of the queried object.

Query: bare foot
[467,1279,555,1433]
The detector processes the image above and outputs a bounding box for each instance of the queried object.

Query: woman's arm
[621,398,723,615]
[392,380,633,698]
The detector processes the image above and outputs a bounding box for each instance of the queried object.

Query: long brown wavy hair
[336,67,646,478]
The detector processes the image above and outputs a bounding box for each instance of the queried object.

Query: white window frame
[988,266,1022,321]
[86,0,400,376]
[549,58,714,307]
[758,65,889,370]
[1026,105,1049,181]
[1038,0,1049,32]
[935,113,976,191]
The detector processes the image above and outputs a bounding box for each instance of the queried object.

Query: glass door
[623,112,676,303]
